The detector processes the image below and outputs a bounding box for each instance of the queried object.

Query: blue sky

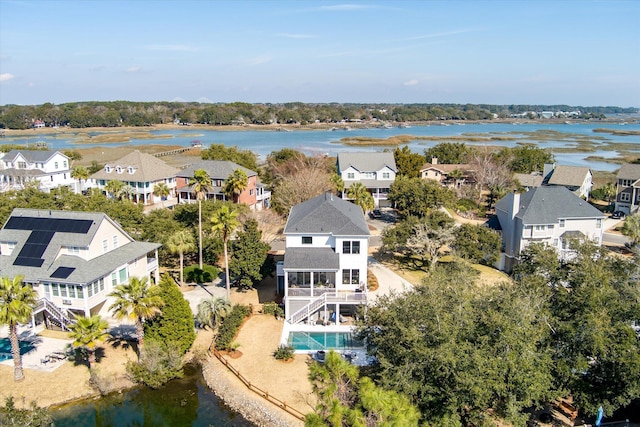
[1,0,638,106]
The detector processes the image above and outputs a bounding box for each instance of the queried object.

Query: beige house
[88,151,179,205]
[0,209,161,328]
[420,158,474,187]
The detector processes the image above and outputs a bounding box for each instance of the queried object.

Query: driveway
[367,256,413,301]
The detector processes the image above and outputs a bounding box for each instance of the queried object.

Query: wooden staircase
[33,298,75,331]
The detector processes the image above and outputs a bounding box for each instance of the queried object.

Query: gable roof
[0,208,160,284]
[617,163,640,181]
[90,151,179,182]
[284,193,370,236]
[337,152,397,173]
[495,186,604,225]
[176,160,257,179]
[514,173,543,188]
[2,150,66,164]
[546,165,591,187]
[420,162,473,174]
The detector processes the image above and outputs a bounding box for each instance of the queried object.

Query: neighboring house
[614,163,640,215]
[495,186,605,273]
[420,157,475,188]
[514,172,544,191]
[278,193,369,340]
[543,163,593,200]
[0,150,76,193]
[175,160,268,210]
[337,152,397,207]
[88,151,179,205]
[0,208,161,328]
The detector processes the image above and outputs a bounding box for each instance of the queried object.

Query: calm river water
[9,122,640,172]
[49,364,254,427]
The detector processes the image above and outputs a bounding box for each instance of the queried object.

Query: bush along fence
[211,349,306,422]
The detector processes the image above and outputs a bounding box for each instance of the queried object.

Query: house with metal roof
[337,152,397,207]
[278,193,369,345]
[0,208,161,329]
[614,163,640,215]
[175,160,270,210]
[88,150,179,205]
[0,150,76,193]
[495,186,605,272]
[542,163,593,200]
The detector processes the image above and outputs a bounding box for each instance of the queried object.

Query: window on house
[342,241,360,254]
[113,235,118,248]
[103,239,108,253]
[68,286,76,298]
[60,284,67,297]
[250,189,254,195]
[559,219,566,228]
[18,162,26,169]
[111,273,117,287]
[342,269,360,285]
[88,283,93,297]
[128,167,134,174]
[76,286,84,299]
[382,172,390,179]
[620,193,630,202]
[105,166,112,173]
[553,238,559,247]
[535,225,545,231]
[55,162,59,169]
[119,268,127,283]
[637,192,640,202]
[596,219,602,229]
[620,179,633,186]
[347,173,355,179]
[302,236,312,245]
[99,278,105,292]
[63,161,68,168]
[52,284,59,297]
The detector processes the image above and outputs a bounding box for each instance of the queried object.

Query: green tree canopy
[345,182,374,213]
[424,142,473,164]
[229,219,270,289]
[453,223,502,265]
[144,274,196,355]
[393,145,424,178]
[497,144,554,173]
[201,143,258,172]
[388,176,455,218]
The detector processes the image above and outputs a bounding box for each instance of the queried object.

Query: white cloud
[0,73,15,82]
[146,44,198,52]
[126,67,141,73]
[276,33,316,39]
[403,79,419,86]
[247,54,273,66]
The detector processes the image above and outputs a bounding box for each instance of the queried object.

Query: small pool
[0,337,36,362]
[288,332,364,351]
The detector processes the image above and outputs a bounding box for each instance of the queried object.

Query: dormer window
[302,236,312,245]
[115,166,122,174]
[105,166,112,173]
[127,166,135,174]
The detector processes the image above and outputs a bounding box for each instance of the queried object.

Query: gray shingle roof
[90,150,179,182]
[176,160,257,179]
[0,209,160,285]
[3,150,66,163]
[283,247,340,270]
[285,193,369,236]
[337,152,397,173]
[547,165,590,187]
[495,186,604,225]
[514,173,543,188]
[617,163,640,181]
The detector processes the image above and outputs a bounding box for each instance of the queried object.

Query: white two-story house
[495,186,605,273]
[542,163,593,200]
[614,163,640,215]
[0,209,161,329]
[337,152,397,207]
[278,193,369,344]
[0,150,75,193]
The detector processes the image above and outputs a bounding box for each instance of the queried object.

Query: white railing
[33,298,75,331]
[289,295,326,325]
[288,290,368,324]
[147,258,158,272]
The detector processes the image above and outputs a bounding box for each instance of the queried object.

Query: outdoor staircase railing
[34,298,75,331]
[288,290,368,324]
[289,294,327,324]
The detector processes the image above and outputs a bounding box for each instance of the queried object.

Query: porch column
[154,249,160,284]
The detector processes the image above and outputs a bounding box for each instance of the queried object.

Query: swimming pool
[288,332,364,351]
[0,337,36,362]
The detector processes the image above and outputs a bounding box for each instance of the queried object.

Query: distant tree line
[1,101,634,129]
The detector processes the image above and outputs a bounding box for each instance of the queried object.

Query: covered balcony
[287,271,337,297]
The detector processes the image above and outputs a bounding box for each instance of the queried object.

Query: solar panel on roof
[50,267,75,279]
[4,216,92,234]
[13,257,44,267]
[26,231,55,244]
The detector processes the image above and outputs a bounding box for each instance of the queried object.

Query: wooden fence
[211,349,307,422]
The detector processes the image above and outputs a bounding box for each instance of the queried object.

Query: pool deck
[0,325,73,372]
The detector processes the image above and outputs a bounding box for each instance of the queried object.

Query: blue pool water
[288,332,364,351]
[0,337,35,361]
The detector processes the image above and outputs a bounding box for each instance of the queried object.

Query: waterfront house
[88,151,179,205]
[420,157,475,188]
[495,186,604,273]
[0,208,161,328]
[543,163,593,200]
[175,160,269,210]
[279,192,369,339]
[0,150,76,193]
[337,152,397,207]
[614,163,640,215]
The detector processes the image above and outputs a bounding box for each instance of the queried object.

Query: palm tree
[190,169,212,269]
[0,276,37,382]
[166,229,196,288]
[68,315,109,370]
[601,182,616,205]
[120,184,137,202]
[153,182,171,207]
[108,276,163,357]
[70,165,89,194]
[104,179,125,200]
[223,169,248,203]
[196,297,231,334]
[211,204,240,300]
[622,213,640,246]
[330,173,344,196]
[346,182,374,214]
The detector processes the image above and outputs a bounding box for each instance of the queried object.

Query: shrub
[0,396,53,427]
[184,264,219,283]
[214,304,251,351]
[367,269,379,291]
[455,198,479,213]
[273,344,295,361]
[126,340,184,389]
[262,302,277,315]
